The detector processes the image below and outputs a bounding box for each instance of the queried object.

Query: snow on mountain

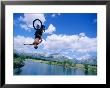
[14,49,97,65]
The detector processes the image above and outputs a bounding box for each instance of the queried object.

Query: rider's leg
[33,38,40,49]
[38,38,42,44]
[33,38,39,44]
[34,38,42,49]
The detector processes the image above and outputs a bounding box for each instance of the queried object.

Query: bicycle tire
[33,19,42,30]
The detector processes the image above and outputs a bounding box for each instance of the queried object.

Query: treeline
[14,53,97,73]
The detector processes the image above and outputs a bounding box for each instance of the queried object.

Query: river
[14,59,96,75]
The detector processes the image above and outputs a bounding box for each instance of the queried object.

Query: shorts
[35,35,41,39]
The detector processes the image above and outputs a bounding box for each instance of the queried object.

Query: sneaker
[34,46,38,49]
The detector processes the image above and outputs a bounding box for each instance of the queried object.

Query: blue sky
[14,13,97,60]
[45,13,97,37]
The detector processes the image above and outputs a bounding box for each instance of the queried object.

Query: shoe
[34,46,38,49]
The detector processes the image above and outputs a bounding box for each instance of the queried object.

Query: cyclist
[33,25,45,49]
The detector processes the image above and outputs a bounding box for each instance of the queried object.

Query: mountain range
[14,49,97,65]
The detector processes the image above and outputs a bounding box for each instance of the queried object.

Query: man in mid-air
[24,24,45,49]
[33,25,45,49]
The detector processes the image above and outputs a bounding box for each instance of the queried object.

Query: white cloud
[14,34,97,59]
[14,35,34,53]
[45,24,56,34]
[51,14,56,17]
[43,33,97,53]
[20,24,30,31]
[79,33,85,38]
[51,13,61,18]
[18,13,46,31]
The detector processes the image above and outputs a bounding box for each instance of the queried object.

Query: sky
[14,13,97,60]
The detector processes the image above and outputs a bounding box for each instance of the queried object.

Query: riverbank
[13,53,97,74]
[27,59,97,72]
[14,59,97,75]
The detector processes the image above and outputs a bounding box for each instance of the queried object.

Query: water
[14,59,96,75]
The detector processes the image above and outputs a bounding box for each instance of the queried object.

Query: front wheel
[33,19,42,30]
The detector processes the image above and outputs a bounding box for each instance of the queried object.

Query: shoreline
[26,59,97,71]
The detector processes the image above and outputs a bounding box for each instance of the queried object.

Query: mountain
[75,56,97,65]
[14,50,97,65]
[46,53,71,61]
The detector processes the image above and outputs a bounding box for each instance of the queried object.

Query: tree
[84,64,88,70]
